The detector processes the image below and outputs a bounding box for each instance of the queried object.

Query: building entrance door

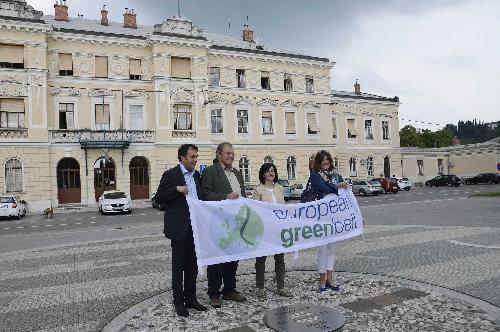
[129,157,149,200]
[94,157,116,202]
[384,156,391,178]
[57,158,81,204]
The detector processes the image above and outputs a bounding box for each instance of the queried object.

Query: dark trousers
[170,233,198,305]
[255,253,285,289]
[207,261,239,298]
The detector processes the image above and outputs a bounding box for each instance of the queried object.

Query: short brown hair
[216,142,233,157]
[313,150,333,172]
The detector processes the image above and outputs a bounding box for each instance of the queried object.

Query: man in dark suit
[201,142,247,308]
[156,144,208,317]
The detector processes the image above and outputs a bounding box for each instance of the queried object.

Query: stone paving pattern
[0,197,499,331]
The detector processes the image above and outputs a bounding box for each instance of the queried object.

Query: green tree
[399,125,421,147]
[435,128,454,147]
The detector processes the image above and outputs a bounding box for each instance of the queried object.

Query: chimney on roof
[242,24,253,42]
[354,79,361,95]
[123,8,137,29]
[54,0,69,22]
[100,5,109,26]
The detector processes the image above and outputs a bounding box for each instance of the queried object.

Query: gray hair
[216,142,233,157]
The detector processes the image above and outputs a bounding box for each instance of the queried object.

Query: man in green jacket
[201,142,247,308]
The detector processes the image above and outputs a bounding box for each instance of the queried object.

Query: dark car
[151,192,165,210]
[464,173,500,185]
[372,177,399,193]
[425,175,461,187]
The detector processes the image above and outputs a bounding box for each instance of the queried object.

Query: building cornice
[50,30,148,47]
[0,17,50,32]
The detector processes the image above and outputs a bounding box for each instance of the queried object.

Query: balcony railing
[0,128,28,139]
[50,129,155,146]
[172,130,196,139]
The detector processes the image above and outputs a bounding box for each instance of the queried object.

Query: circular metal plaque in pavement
[263,303,346,332]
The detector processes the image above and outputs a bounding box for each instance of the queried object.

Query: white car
[98,191,132,214]
[395,177,412,191]
[290,183,307,200]
[0,195,27,219]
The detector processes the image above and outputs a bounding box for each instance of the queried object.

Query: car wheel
[425,183,431,187]
[447,182,453,187]
[17,212,21,220]
[359,189,366,197]
[405,187,410,191]
[127,210,132,214]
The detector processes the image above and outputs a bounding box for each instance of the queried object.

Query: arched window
[333,156,339,171]
[239,157,250,183]
[5,159,23,193]
[287,156,297,180]
[349,157,357,176]
[367,156,374,176]
[264,156,273,164]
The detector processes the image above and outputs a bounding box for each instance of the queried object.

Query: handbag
[300,179,319,203]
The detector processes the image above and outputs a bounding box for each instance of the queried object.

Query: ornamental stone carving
[270,72,283,91]
[73,53,93,77]
[154,16,205,37]
[88,89,115,97]
[50,87,81,96]
[194,57,208,78]
[281,99,300,107]
[257,98,278,106]
[208,95,229,104]
[0,80,27,96]
[231,96,252,105]
[123,90,149,98]
[0,0,43,20]
[246,70,260,89]
[142,58,153,80]
[294,75,306,92]
[315,76,331,94]
[220,68,236,87]
[302,101,320,108]
[110,56,129,79]
[47,50,58,76]
[170,88,194,103]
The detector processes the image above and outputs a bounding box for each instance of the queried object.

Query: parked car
[343,178,353,186]
[99,190,132,214]
[290,183,306,200]
[277,179,292,201]
[395,177,411,191]
[373,178,400,193]
[244,185,255,199]
[464,173,500,185]
[425,175,461,187]
[0,195,27,219]
[352,180,384,196]
[151,192,165,211]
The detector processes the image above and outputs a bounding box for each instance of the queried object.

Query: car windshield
[103,192,127,199]
[278,179,289,187]
[401,178,409,181]
[0,197,15,203]
[369,180,380,185]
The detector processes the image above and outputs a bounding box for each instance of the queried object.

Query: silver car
[352,180,384,196]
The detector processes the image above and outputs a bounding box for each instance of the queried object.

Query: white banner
[187,189,363,267]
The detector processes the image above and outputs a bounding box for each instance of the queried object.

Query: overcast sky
[33,0,499,129]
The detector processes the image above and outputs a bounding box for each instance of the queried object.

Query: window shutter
[285,112,295,134]
[0,44,24,63]
[1,99,25,112]
[307,113,319,132]
[59,53,73,70]
[332,118,337,136]
[347,119,358,136]
[95,56,108,78]
[171,57,191,78]
[262,111,272,119]
[95,104,110,124]
[129,59,141,75]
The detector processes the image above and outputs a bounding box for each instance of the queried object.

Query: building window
[173,105,192,130]
[171,57,191,79]
[417,160,424,176]
[237,110,248,133]
[264,156,273,164]
[0,99,25,128]
[382,121,390,140]
[437,159,443,175]
[5,159,23,193]
[129,58,142,80]
[210,109,223,133]
[287,156,297,180]
[332,117,337,139]
[59,103,74,129]
[349,157,357,176]
[0,44,24,69]
[307,113,319,134]
[284,73,292,91]
[58,53,73,76]
[305,76,314,93]
[129,105,144,130]
[239,157,250,182]
[285,112,295,134]
[347,119,357,138]
[365,120,374,139]
[236,69,246,88]
[261,71,270,90]
[367,156,374,176]
[95,56,108,78]
[261,111,273,134]
[334,156,339,170]
[95,104,110,130]
[209,67,220,87]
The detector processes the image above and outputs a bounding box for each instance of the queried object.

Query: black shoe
[174,303,189,317]
[186,300,208,311]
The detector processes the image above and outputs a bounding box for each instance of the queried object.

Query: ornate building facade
[0,0,402,210]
